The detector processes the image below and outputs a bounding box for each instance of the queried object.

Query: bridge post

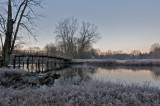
[46,59,49,71]
[23,61,24,69]
[38,58,40,72]
[31,56,33,72]
[54,59,57,68]
[42,58,43,72]
[18,56,20,68]
[36,61,38,72]
[27,57,29,72]
[13,57,16,69]
[50,60,52,70]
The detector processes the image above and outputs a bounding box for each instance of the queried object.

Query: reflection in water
[94,66,160,81]
[18,63,160,87]
[17,63,70,73]
[88,65,160,87]
[54,65,97,85]
[53,65,160,87]
[150,67,160,80]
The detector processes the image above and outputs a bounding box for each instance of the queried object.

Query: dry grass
[0,81,159,106]
[86,59,160,66]
[0,68,160,105]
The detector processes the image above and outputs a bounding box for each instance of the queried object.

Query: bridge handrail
[12,50,72,61]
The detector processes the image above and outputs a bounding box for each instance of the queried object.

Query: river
[49,64,160,87]
[18,62,160,87]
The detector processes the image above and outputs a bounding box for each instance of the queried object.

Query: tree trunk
[2,25,13,66]
[1,0,13,67]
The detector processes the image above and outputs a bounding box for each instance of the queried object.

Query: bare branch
[0,14,6,33]
[0,30,5,35]
[20,22,34,36]
[29,0,43,8]
[10,0,28,54]
[28,6,37,17]
[0,34,4,50]
[23,13,35,25]
[14,0,25,23]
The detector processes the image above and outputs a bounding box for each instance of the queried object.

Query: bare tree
[78,22,100,58]
[55,17,78,58]
[150,43,160,52]
[55,18,100,58]
[44,43,57,55]
[0,0,42,66]
[28,46,41,52]
[131,50,141,56]
[149,43,160,58]
[14,44,23,51]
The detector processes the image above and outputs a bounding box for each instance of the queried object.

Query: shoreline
[72,59,160,66]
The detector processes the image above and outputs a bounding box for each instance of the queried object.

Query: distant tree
[130,50,141,59]
[150,43,160,52]
[14,44,23,51]
[151,43,160,50]
[0,0,42,66]
[55,17,100,59]
[55,17,78,58]
[28,46,41,52]
[88,48,100,59]
[149,43,160,58]
[78,22,100,58]
[44,43,57,55]
[131,50,141,56]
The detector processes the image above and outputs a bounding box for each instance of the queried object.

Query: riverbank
[0,68,160,105]
[73,59,160,66]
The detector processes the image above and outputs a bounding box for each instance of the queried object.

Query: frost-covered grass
[84,59,160,66]
[0,68,27,75]
[0,68,30,88]
[0,68,160,105]
[0,81,160,106]
[0,68,59,88]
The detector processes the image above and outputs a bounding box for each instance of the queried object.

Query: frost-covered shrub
[0,68,29,88]
[0,68,27,75]
[0,68,60,88]
[0,81,159,106]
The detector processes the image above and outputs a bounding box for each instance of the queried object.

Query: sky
[29,0,160,53]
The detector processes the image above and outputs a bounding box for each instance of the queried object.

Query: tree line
[11,43,160,60]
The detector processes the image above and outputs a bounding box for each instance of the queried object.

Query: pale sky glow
[29,0,160,53]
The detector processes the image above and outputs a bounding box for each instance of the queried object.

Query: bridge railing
[12,50,72,60]
[12,50,48,56]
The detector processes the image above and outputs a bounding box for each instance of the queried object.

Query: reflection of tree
[149,67,160,80]
[39,63,160,85]
[55,65,97,84]
[92,65,160,81]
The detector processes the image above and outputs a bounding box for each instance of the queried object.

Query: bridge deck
[12,50,72,62]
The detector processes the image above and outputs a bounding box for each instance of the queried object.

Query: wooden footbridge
[11,50,72,72]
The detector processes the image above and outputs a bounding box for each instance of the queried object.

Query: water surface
[53,64,160,87]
